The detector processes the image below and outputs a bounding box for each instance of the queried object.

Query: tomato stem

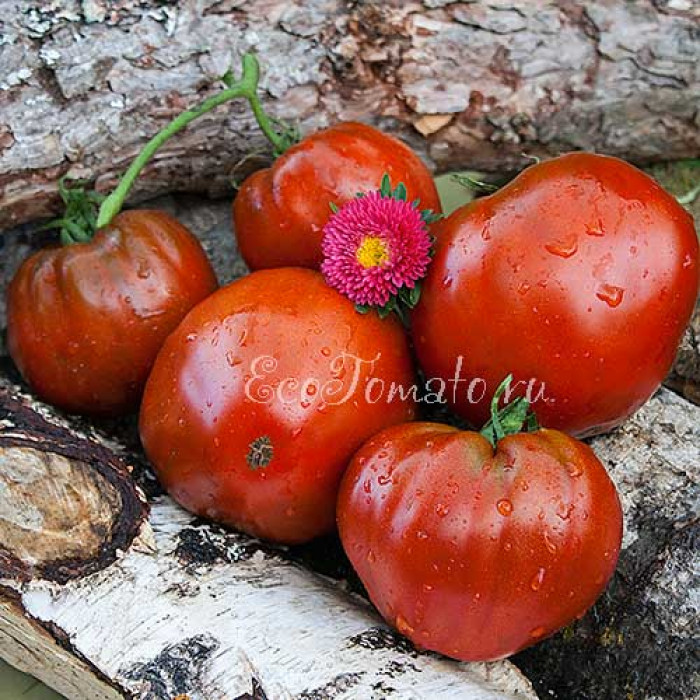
[95,53,263,231]
[480,375,540,447]
[222,66,300,158]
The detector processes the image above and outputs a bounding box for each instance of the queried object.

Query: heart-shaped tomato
[337,420,622,661]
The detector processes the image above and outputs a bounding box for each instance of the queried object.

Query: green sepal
[355,304,371,314]
[452,173,499,194]
[42,177,105,245]
[329,201,339,213]
[480,375,541,448]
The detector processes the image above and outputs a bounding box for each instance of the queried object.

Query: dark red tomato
[139,268,416,544]
[233,122,442,270]
[338,422,623,662]
[412,153,699,436]
[7,210,217,416]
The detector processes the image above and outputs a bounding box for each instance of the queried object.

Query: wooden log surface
[0,194,698,699]
[2,0,700,229]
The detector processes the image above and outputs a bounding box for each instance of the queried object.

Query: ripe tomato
[7,210,217,416]
[233,122,442,270]
[337,421,623,662]
[412,153,699,436]
[139,268,416,544]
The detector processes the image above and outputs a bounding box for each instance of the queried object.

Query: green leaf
[355,304,371,314]
[407,282,422,308]
[393,182,407,201]
[380,173,392,197]
[421,209,443,225]
[479,375,540,447]
[329,202,339,213]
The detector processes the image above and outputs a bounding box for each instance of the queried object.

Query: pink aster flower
[321,189,434,309]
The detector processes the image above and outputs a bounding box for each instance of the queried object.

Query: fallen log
[1,0,699,229]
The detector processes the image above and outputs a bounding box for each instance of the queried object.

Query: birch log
[0,380,536,700]
[1,0,699,229]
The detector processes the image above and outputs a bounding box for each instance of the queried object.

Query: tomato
[337,421,623,662]
[233,122,442,270]
[139,268,416,544]
[7,210,217,416]
[412,153,699,436]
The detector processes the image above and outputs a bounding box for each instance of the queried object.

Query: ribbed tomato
[338,421,623,661]
[7,210,217,415]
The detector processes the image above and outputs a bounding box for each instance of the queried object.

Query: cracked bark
[1,0,699,229]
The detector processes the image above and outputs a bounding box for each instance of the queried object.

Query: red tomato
[337,422,623,662]
[233,122,442,270]
[139,268,416,544]
[412,153,699,436]
[7,211,218,416]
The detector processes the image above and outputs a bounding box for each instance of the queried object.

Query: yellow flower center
[356,235,390,268]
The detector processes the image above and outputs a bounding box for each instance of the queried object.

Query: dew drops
[422,583,433,592]
[497,499,513,517]
[566,462,583,477]
[237,329,248,346]
[377,474,392,486]
[545,239,578,258]
[530,567,546,591]
[225,351,240,367]
[363,479,372,494]
[396,615,414,636]
[596,284,624,308]
[321,346,331,357]
[442,274,453,288]
[530,626,546,639]
[435,503,450,518]
[683,253,694,269]
[306,383,318,396]
[416,530,429,540]
[367,550,376,563]
[213,437,220,448]
[557,502,575,520]
[543,530,558,554]
[291,427,303,438]
[186,333,197,342]
[481,224,492,241]
[585,223,605,237]
[517,281,531,295]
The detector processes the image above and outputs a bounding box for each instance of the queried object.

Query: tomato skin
[412,153,699,436]
[139,268,416,544]
[337,422,623,662]
[233,122,442,270]
[6,210,218,416]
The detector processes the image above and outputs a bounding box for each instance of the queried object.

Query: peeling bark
[1,0,699,229]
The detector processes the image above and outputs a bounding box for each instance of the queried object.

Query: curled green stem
[480,375,540,447]
[95,53,263,230]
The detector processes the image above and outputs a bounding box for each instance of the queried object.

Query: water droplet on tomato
[481,224,491,241]
[377,450,389,459]
[530,567,546,591]
[186,333,197,342]
[291,427,303,438]
[213,437,220,448]
[596,284,624,307]
[543,531,558,554]
[442,274,453,287]
[377,474,391,485]
[300,399,311,409]
[422,583,433,592]
[566,461,583,477]
[306,383,317,396]
[321,346,331,357]
[425,440,434,448]
[585,223,605,237]
[367,550,376,563]
[530,626,546,639]
[557,502,575,520]
[416,530,429,540]
[497,499,513,516]
[363,479,372,493]
[395,615,414,636]
[435,503,450,517]
[545,239,578,258]
[517,281,531,295]
[238,329,248,346]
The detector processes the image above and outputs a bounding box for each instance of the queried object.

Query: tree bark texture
[1,0,699,229]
